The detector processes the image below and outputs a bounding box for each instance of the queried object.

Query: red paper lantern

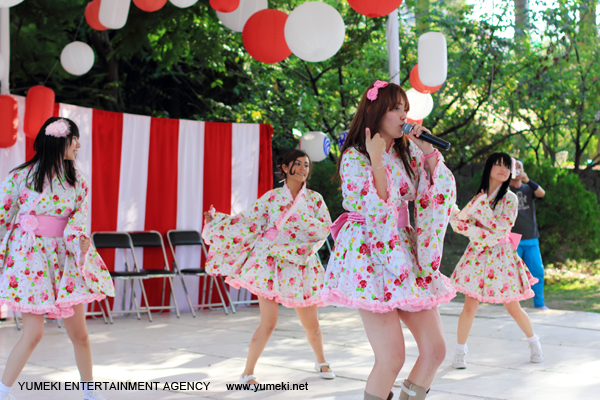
[85,0,108,31]
[409,64,442,94]
[407,118,423,125]
[0,95,18,148]
[348,0,403,18]
[210,0,240,13]
[24,86,55,140]
[243,9,291,64]
[133,0,168,12]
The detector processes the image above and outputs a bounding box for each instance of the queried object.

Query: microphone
[402,123,451,151]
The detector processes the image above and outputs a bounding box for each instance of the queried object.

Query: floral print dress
[450,188,538,303]
[0,167,115,319]
[202,182,331,308]
[321,142,457,313]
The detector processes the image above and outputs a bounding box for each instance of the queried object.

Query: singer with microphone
[321,80,457,400]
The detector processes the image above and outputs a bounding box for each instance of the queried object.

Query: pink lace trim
[0,292,106,319]
[453,285,536,304]
[226,277,325,308]
[319,284,457,313]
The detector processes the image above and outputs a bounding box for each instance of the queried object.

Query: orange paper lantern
[85,0,108,31]
[133,0,168,12]
[243,9,291,64]
[0,95,18,148]
[347,0,403,18]
[24,86,55,139]
[409,64,442,94]
[210,0,239,13]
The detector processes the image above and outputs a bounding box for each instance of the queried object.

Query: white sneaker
[239,374,258,385]
[452,348,468,369]
[315,361,335,379]
[529,339,544,363]
[84,391,109,400]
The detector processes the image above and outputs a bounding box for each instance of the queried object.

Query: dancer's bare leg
[295,305,331,372]
[1,313,45,386]
[242,296,279,384]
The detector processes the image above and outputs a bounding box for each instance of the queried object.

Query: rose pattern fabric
[0,168,115,319]
[202,182,331,308]
[449,188,538,303]
[321,141,457,313]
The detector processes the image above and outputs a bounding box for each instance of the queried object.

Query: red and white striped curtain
[0,96,273,312]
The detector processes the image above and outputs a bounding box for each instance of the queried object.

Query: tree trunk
[514,0,529,38]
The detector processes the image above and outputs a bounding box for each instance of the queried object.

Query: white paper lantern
[406,89,434,121]
[418,32,447,87]
[0,0,24,7]
[60,42,95,76]
[299,131,331,162]
[216,0,267,32]
[99,0,132,30]
[284,2,345,63]
[0,54,5,78]
[169,0,198,8]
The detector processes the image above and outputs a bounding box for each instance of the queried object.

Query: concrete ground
[0,301,599,399]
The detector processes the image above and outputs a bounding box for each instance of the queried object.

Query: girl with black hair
[202,149,334,385]
[0,117,114,400]
[449,152,543,369]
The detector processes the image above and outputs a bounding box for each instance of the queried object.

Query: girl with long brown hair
[321,81,457,400]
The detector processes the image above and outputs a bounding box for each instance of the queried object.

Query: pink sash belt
[498,232,522,251]
[331,201,410,241]
[18,214,69,238]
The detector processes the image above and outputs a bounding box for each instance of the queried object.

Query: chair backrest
[92,232,134,249]
[167,230,202,246]
[128,231,170,270]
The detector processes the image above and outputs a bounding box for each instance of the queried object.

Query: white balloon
[216,0,267,32]
[406,89,434,120]
[60,42,95,76]
[0,0,24,8]
[418,32,447,87]
[0,54,5,78]
[99,0,131,30]
[169,0,198,8]
[285,2,345,63]
[299,131,331,162]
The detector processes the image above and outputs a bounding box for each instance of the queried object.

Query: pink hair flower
[45,119,71,138]
[366,80,389,101]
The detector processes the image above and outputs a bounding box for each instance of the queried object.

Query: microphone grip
[418,131,451,151]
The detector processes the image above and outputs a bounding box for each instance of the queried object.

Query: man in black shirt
[509,159,548,309]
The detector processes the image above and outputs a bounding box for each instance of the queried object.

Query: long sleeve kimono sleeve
[0,171,23,267]
[340,148,400,264]
[202,191,270,276]
[413,148,457,275]
[450,192,518,251]
[63,175,114,296]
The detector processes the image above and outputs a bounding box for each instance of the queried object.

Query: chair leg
[221,276,236,314]
[161,277,166,309]
[104,298,114,324]
[98,301,108,324]
[168,276,181,318]
[138,279,153,322]
[212,276,229,315]
[178,273,196,318]
[131,280,142,320]
[200,275,209,311]
[14,311,21,331]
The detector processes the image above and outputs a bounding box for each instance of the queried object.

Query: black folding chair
[91,232,153,322]
[166,230,232,316]
[128,231,181,318]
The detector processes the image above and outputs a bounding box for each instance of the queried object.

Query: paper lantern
[299,131,330,162]
[347,0,403,18]
[99,0,132,30]
[418,32,447,87]
[0,0,24,7]
[0,53,5,78]
[409,64,442,94]
[216,0,267,32]
[210,0,239,13]
[243,9,290,64]
[284,2,345,63]
[133,0,167,12]
[169,0,198,8]
[407,118,423,125]
[85,0,108,31]
[61,42,95,76]
[0,95,18,148]
[24,86,55,139]
[338,130,348,148]
[406,89,433,121]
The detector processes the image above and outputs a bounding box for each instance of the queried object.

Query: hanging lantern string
[42,13,86,86]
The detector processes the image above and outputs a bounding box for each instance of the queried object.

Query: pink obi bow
[498,232,522,251]
[330,202,410,241]
[19,214,69,238]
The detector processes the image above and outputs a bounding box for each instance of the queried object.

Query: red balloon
[85,0,107,31]
[0,95,18,148]
[348,0,403,18]
[210,0,240,13]
[243,9,291,64]
[133,0,168,12]
[407,118,423,125]
[24,86,55,140]
[409,64,442,94]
